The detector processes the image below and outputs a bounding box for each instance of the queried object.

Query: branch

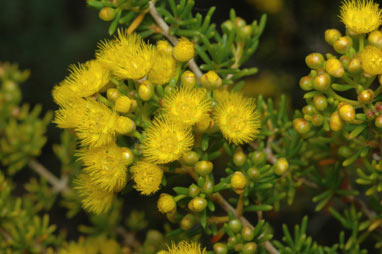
[148,0,203,80]
[28,159,70,194]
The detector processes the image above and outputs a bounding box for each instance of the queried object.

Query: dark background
[2,0,365,249]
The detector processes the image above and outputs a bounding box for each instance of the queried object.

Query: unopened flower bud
[121,147,134,165]
[200,71,222,90]
[338,146,352,157]
[116,116,136,134]
[195,116,214,133]
[181,70,196,88]
[313,73,331,91]
[234,17,246,28]
[238,25,252,39]
[313,95,328,111]
[274,157,289,175]
[231,171,247,194]
[293,118,311,134]
[325,58,344,78]
[233,149,246,167]
[213,243,228,254]
[242,242,257,254]
[339,104,355,122]
[181,151,199,166]
[188,197,207,212]
[173,38,194,62]
[247,167,260,180]
[302,105,315,115]
[340,55,350,69]
[228,218,242,233]
[366,109,376,120]
[188,184,200,197]
[157,194,176,213]
[194,160,213,176]
[250,151,267,165]
[115,96,131,113]
[107,88,120,101]
[358,89,374,104]
[312,114,324,126]
[333,36,352,54]
[375,102,382,113]
[180,214,195,230]
[299,75,313,91]
[138,80,154,101]
[325,29,341,45]
[348,58,362,73]
[375,116,382,128]
[99,7,116,21]
[202,178,214,194]
[242,225,255,241]
[368,30,382,48]
[157,40,173,55]
[330,111,343,131]
[305,53,325,69]
[222,20,233,31]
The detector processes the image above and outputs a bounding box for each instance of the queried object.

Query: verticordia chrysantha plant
[2,0,382,253]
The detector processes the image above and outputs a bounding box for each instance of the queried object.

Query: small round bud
[305,53,325,69]
[180,214,195,230]
[368,30,382,48]
[375,116,382,128]
[241,225,255,241]
[188,197,207,212]
[329,111,343,131]
[325,29,341,45]
[247,167,260,180]
[180,70,196,88]
[366,109,376,120]
[222,20,233,31]
[233,149,246,167]
[106,88,120,101]
[325,58,344,78]
[358,89,374,104]
[181,151,199,166]
[333,36,352,54]
[313,95,328,111]
[115,96,131,113]
[121,147,134,165]
[157,194,176,213]
[340,55,350,69]
[293,118,311,134]
[194,160,213,176]
[375,102,382,113]
[238,25,252,39]
[274,157,289,176]
[313,73,331,91]
[200,71,222,90]
[195,116,214,133]
[242,242,257,254]
[138,80,154,101]
[99,7,116,21]
[231,172,247,194]
[339,104,355,122]
[250,151,267,165]
[311,114,324,126]
[234,17,246,28]
[213,243,228,254]
[164,84,176,95]
[202,178,214,194]
[227,236,238,247]
[188,184,200,197]
[302,105,315,115]
[116,116,136,134]
[228,219,242,233]
[173,38,194,62]
[338,146,352,157]
[299,75,313,91]
[157,40,173,55]
[348,58,362,73]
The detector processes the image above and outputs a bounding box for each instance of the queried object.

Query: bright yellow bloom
[52,80,76,106]
[74,173,114,214]
[60,236,120,254]
[55,98,118,147]
[158,241,206,254]
[162,85,211,126]
[131,161,163,195]
[214,90,260,145]
[97,30,153,80]
[157,193,176,213]
[339,0,382,34]
[148,49,177,85]
[360,45,382,75]
[142,117,194,164]
[78,143,128,192]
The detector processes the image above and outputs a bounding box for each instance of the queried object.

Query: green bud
[195,160,213,176]
[250,151,267,165]
[313,73,331,91]
[233,149,247,167]
[299,75,313,91]
[188,184,200,197]
[375,116,382,128]
[228,219,242,233]
[247,167,260,180]
[181,151,199,166]
[242,242,257,254]
[338,146,352,157]
[293,118,311,134]
[274,158,289,176]
[333,36,352,54]
[313,95,328,111]
[213,243,228,254]
[358,89,374,104]
[180,214,195,230]
[311,114,324,126]
[305,53,325,69]
[325,29,341,45]
[348,57,362,73]
[241,225,255,241]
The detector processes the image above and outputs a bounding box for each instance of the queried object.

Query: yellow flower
[55,98,118,147]
[173,38,195,62]
[157,193,176,213]
[74,173,114,214]
[52,80,76,106]
[339,0,382,34]
[214,90,260,145]
[148,49,177,85]
[131,161,163,195]
[158,241,206,254]
[162,85,211,126]
[360,45,382,75]
[142,117,194,164]
[97,30,153,80]
[78,143,129,192]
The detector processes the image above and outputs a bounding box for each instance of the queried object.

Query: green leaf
[108,9,122,35]
[245,204,273,212]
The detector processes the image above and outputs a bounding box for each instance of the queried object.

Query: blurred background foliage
[0,0,358,250]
